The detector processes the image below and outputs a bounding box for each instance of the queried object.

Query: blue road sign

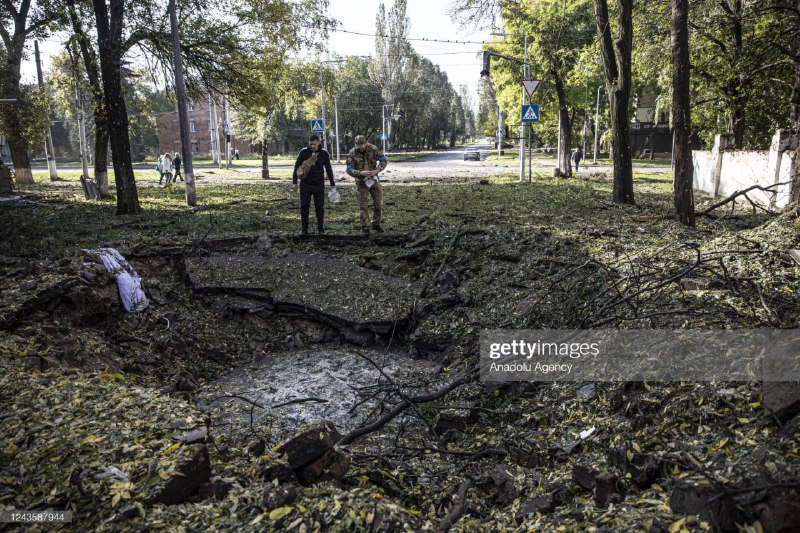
[310,119,325,132]
[521,104,540,123]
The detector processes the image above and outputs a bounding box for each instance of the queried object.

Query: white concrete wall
[691,131,795,210]
[692,151,714,196]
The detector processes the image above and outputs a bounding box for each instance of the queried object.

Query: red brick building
[156,97,251,158]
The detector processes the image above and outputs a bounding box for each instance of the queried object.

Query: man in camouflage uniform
[346,135,388,235]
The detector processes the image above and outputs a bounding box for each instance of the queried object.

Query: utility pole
[519,35,527,183]
[382,104,387,152]
[497,104,503,160]
[208,94,216,164]
[223,95,231,169]
[169,0,196,205]
[67,44,89,181]
[334,96,340,163]
[34,40,58,181]
[594,85,602,164]
[212,97,222,168]
[319,69,326,150]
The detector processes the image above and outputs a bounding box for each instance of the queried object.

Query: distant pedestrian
[234,148,240,160]
[346,135,388,235]
[571,147,583,172]
[292,134,336,235]
[160,153,173,185]
[172,152,183,182]
[156,156,164,184]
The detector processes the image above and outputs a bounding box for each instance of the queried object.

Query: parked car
[463,148,481,161]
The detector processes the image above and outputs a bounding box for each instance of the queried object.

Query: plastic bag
[328,186,341,203]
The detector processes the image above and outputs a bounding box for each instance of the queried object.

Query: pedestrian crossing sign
[521,104,540,123]
[310,119,325,132]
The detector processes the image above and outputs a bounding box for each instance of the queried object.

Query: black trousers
[300,182,324,233]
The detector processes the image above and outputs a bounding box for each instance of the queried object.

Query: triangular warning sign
[523,106,538,121]
[522,80,540,96]
[311,120,322,131]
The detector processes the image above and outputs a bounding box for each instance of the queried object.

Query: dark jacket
[172,155,182,170]
[293,147,335,187]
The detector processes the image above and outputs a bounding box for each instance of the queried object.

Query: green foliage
[0,84,49,149]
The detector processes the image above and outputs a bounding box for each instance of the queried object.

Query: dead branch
[698,182,790,216]
[270,397,328,409]
[436,478,473,533]
[339,366,480,446]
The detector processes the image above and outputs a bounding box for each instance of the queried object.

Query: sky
[20,0,495,110]
[325,0,496,108]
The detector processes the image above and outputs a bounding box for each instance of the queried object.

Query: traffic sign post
[522,80,540,97]
[521,104,540,123]
[310,119,325,133]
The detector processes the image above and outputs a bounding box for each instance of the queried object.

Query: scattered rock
[185,481,233,503]
[479,465,517,506]
[18,280,37,292]
[148,444,211,505]
[173,426,208,444]
[610,444,662,488]
[669,480,743,531]
[572,464,599,490]
[577,382,597,401]
[21,356,45,372]
[204,347,228,365]
[515,494,556,523]
[298,447,351,485]
[509,446,547,468]
[264,483,298,509]
[277,421,342,469]
[261,462,299,484]
[593,472,621,508]
[759,491,800,532]
[434,408,477,434]
[763,381,800,422]
[171,334,187,355]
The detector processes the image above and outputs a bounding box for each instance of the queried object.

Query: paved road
[32,145,668,184]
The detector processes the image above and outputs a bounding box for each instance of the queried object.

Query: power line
[331,27,494,45]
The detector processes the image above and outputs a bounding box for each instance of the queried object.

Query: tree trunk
[67,0,110,197]
[168,0,196,206]
[93,0,141,215]
[671,0,695,226]
[262,112,270,180]
[552,68,572,177]
[594,0,635,204]
[0,25,33,184]
[789,0,800,204]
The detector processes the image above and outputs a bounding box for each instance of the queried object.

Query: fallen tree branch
[436,478,473,533]
[270,397,328,409]
[339,366,481,446]
[698,182,789,216]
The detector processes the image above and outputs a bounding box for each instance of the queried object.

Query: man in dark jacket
[293,134,336,235]
[172,153,183,182]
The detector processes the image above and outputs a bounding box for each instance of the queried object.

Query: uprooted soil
[1,170,799,531]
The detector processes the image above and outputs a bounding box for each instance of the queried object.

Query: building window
[190,121,196,132]
[187,102,194,112]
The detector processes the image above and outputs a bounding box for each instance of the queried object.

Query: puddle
[199,347,440,437]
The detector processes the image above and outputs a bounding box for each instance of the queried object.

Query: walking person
[346,135,388,235]
[156,154,164,185]
[571,146,583,172]
[160,152,173,185]
[172,152,183,182]
[292,134,336,235]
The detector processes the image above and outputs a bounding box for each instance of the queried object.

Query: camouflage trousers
[356,179,383,229]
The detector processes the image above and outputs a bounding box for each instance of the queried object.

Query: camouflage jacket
[346,143,387,179]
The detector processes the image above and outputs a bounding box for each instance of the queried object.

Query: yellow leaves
[108,481,133,507]
[100,373,125,381]
[670,517,689,532]
[158,469,170,481]
[268,506,294,520]
[626,450,634,461]
[631,442,641,453]
[737,417,750,424]
[81,434,106,446]
[748,401,761,408]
